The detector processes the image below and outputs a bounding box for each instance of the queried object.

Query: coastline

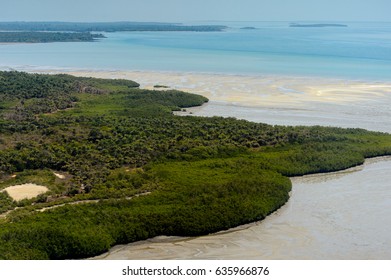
[60,69,389,259]
[91,156,391,260]
[1,68,391,259]
[27,68,391,133]
[48,69,391,106]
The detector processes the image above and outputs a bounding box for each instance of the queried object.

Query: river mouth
[92,156,391,260]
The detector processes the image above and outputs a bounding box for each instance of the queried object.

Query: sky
[1,0,390,22]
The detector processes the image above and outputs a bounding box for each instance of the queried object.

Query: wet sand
[93,157,391,260]
[48,70,391,133]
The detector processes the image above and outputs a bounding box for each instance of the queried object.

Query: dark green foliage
[0,71,139,120]
[0,192,15,213]
[0,162,291,259]
[0,71,139,100]
[123,89,209,112]
[0,71,390,259]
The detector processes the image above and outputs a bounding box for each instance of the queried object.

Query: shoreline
[92,155,391,260]
[3,64,388,81]
[22,68,391,133]
[28,68,391,106]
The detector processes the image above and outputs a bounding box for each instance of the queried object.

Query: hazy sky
[1,0,390,22]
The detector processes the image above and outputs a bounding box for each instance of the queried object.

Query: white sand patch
[53,172,65,179]
[2,184,49,201]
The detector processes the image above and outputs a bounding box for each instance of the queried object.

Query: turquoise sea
[1,21,391,80]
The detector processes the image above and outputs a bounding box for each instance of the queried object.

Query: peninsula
[0,71,390,259]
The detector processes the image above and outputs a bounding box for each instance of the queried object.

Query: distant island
[0,22,227,44]
[0,32,105,43]
[240,27,257,30]
[290,23,348,28]
[0,21,227,32]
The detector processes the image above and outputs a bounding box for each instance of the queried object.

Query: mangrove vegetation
[0,71,390,259]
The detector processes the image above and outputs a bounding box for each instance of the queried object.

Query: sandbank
[58,70,391,107]
[2,184,48,201]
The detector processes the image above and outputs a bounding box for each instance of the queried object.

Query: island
[290,23,348,27]
[0,21,227,32]
[0,71,390,259]
[240,27,257,30]
[0,22,227,44]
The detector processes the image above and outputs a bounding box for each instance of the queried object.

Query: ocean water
[1,21,391,80]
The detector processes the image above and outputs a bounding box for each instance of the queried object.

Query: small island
[290,23,348,28]
[240,27,257,30]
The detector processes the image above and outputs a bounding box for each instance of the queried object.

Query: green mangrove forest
[0,71,390,259]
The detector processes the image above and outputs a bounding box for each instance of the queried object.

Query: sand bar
[2,184,48,201]
[60,70,391,106]
[28,69,390,107]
